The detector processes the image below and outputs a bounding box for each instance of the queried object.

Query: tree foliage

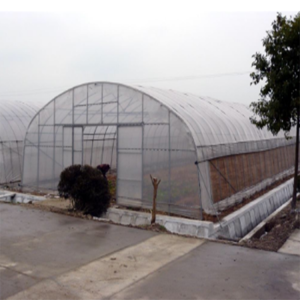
[58,165,110,217]
[250,12,300,209]
[250,12,300,136]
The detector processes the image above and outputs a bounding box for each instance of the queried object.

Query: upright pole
[150,174,161,224]
[292,105,300,209]
[195,161,203,220]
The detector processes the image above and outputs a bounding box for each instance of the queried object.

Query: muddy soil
[241,201,300,252]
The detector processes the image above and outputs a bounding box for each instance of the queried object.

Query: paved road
[1,202,300,300]
[0,203,155,299]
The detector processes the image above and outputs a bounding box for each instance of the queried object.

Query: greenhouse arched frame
[0,100,38,185]
[21,82,297,219]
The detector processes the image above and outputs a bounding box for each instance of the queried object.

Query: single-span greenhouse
[0,100,38,185]
[21,82,297,218]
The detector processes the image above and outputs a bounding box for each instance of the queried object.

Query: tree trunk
[150,175,161,224]
[151,188,157,224]
[292,105,300,209]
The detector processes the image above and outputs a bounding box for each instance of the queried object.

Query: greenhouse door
[62,126,83,169]
[117,125,142,205]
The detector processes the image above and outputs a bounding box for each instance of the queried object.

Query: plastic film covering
[135,86,296,161]
[22,82,296,218]
[22,82,201,218]
[23,83,143,189]
[0,100,38,185]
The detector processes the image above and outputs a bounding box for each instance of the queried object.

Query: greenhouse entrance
[117,125,143,205]
[62,126,83,168]
[61,122,144,205]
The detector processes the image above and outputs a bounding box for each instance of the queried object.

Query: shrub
[58,165,110,217]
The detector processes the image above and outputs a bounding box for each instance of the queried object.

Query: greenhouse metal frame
[0,101,38,185]
[21,82,297,219]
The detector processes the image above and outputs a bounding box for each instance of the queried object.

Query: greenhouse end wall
[21,82,297,219]
[22,82,201,218]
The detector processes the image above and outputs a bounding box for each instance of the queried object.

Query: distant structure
[0,101,39,185]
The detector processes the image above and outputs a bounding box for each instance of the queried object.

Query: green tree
[250,12,300,209]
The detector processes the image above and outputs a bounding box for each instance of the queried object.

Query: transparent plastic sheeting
[0,100,38,185]
[22,82,296,218]
[136,86,296,161]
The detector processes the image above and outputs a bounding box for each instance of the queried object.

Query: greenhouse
[0,100,38,185]
[21,82,297,218]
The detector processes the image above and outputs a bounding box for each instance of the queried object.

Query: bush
[58,165,110,217]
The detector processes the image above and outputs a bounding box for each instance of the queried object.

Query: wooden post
[150,175,161,224]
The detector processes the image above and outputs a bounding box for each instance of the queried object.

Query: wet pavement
[1,202,300,300]
[0,203,155,299]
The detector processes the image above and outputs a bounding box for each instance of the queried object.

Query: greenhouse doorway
[62,126,83,169]
[117,125,143,206]
[82,125,117,170]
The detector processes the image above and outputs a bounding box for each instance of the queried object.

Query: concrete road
[1,203,300,300]
[0,203,156,299]
[112,241,300,300]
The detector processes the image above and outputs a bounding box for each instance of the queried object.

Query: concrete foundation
[0,190,45,203]
[1,178,294,242]
[99,208,215,238]
[101,178,295,241]
[217,178,294,240]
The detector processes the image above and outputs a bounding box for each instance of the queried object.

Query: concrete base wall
[0,190,45,203]
[217,178,294,240]
[103,208,215,238]
[105,178,294,240]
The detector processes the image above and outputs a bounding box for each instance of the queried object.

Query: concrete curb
[104,208,215,238]
[100,179,295,240]
[217,179,294,240]
[0,189,45,203]
[239,198,292,243]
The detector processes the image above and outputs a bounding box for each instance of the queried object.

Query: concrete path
[279,229,300,256]
[0,203,155,299]
[1,203,300,300]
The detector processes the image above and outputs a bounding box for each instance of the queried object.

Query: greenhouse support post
[141,94,144,202]
[168,111,171,214]
[72,89,74,165]
[195,161,203,220]
[292,105,300,210]
[86,84,89,124]
[52,99,56,189]
[37,113,40,189]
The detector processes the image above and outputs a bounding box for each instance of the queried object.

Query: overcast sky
[0,1,298,107]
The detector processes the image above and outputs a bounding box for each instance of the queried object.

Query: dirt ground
[23,198,95,220]
[241,200,300,252]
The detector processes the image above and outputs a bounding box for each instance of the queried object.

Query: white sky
[0,1,298,106]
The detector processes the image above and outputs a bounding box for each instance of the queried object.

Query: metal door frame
[62,125,83,168]
[116,124,143,204]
